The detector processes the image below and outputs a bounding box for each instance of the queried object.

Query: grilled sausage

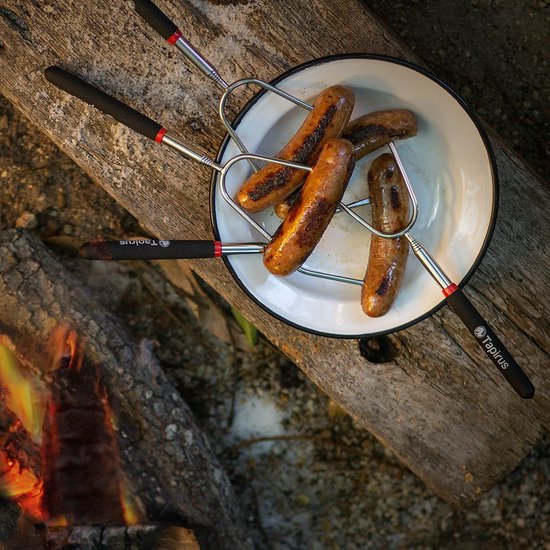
[342,109,417,160]
[273,187,300,219]
[236,85,355,213]
[274,108,418,219]
[264,139,355,276]
[361,153,409,317]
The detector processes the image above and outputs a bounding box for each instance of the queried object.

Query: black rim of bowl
[210,53,499,339]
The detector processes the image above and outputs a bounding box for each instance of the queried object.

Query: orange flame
[66,330,80,371]
[0,344,43,443]
[47,515,68,527]
[121,483,144,526]
[0,327,141,526]
[0,448,45,521]
[49,326,82,372]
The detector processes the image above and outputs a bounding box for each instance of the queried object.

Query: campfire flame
[0,345,44,442]
[0,327,143,526]
[49,326,82,372]
[121,484,144,526]
[0,447,45,521]
[0,342,46,520]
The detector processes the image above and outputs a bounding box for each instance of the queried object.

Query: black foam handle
[446,288,535,399]
[134,0,179,40]
[45,66,163,141]
[79,239,218,260]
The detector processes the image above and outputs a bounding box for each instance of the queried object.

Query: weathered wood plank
[0,0,548,504]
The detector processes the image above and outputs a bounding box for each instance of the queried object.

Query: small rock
[15,211,38,229]
[184,429,193,446]
[154,401,166,416]
[165,423,178,440]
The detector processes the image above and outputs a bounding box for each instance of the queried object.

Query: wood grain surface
[0,0,548,504]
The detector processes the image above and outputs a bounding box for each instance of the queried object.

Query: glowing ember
[0,345,43,442]
[0,448,45,521]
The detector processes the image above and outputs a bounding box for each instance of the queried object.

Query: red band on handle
[155,127,167,143]
[167,29,182,45]
[214,241,222,257]
[442,283,459,297]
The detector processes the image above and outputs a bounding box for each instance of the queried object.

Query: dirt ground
[1,1,549,549]
[364,0,549,179]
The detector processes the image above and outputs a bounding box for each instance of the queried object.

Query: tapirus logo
[474,326,509,370]
[119,239,156,246]
[474,325,487,339]
[118,239,171,247]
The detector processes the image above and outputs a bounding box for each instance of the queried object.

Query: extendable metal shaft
[405,234,452,289]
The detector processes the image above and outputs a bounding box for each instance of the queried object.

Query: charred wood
[42,330,125,525]
[47,525,199,550]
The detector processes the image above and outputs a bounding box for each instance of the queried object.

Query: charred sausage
[264,139,356,276]
[274,109,418,219]
[236,85,355,213]
[361,153,409,317]
[342,109,417,160]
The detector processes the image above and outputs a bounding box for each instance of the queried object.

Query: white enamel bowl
[210,55,497,338]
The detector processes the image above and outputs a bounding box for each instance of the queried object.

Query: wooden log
[47,525,200,550]
[0,0,548,504]
[0,230,252,550]
[0,499,199,550]
[41,333,127,526]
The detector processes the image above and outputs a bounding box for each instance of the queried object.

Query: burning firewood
[1,329,138,526]
[0,341,45,523]
[41,327,127,525]
[0,229,252,549]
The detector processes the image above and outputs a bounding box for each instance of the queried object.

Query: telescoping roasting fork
[44,0,534,398]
